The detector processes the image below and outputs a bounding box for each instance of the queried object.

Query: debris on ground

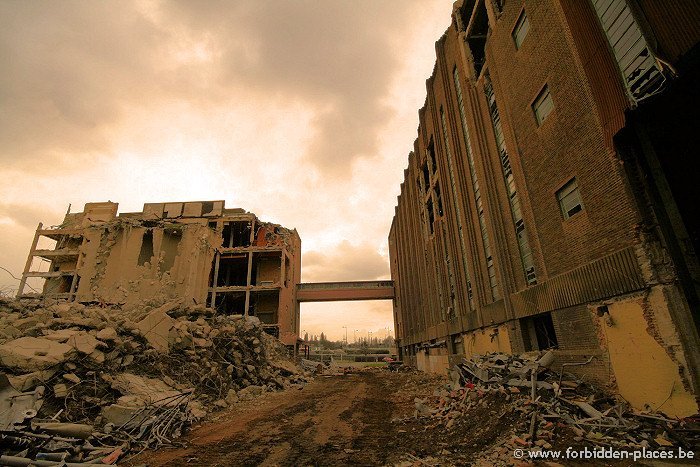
[393,351,699,466]
[0,297,309,465]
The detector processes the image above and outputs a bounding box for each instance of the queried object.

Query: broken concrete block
[0,325,21,342]
[110,373,181,406]
[67,332,101,354]
[237,385,263,401]
[43,329,81,343]
[96,327,118,341]
[214,399,228,409]
[62,373,81,384]
[135,308,175,353]
[89,349,105,364]
[7,369,56,392]
[102,404,148,427]
[0,337,75,371]
[53,383,68,398]
[225,389,239,405]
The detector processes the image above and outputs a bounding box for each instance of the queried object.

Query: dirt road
[131,370,467,466]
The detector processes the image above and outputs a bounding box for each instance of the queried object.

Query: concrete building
[17,201,302,347]
[389,0,700,417]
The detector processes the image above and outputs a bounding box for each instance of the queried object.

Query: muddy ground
[128,370,483,466]
[126,370,668,466]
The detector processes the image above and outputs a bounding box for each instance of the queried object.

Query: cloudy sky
[0,0,453,340]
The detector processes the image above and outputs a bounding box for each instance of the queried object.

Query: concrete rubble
[0,296,310,465]
[394,352,699,466]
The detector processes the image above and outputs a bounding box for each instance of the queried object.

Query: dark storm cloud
[302,241,389,282]
[0,1,170,166]
[0,0,419,174]
[166,0,415,172]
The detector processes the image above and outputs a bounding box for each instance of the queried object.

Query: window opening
[557,178,584,219]
[512,10,530,49]
[137,230,154,266]
[533,85,554,125]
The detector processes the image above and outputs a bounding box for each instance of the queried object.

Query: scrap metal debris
[395,352,699,465]
[0,297,310,465]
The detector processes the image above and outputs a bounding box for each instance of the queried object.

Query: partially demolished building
[17,201,302,347]
[390,0,700,417]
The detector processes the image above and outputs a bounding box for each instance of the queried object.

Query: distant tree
[303,332,309,342]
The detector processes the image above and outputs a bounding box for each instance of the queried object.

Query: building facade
[17,201,302,347]
[389,0,700,417]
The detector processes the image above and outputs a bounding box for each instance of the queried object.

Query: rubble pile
[0,297,308,465]
[403,352,698,465]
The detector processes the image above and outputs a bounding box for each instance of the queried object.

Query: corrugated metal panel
[591,0,665,103]
[511,246,645,318]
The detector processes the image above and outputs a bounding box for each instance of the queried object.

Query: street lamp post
[342,326,347,345]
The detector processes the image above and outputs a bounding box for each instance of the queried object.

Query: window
[590,0,665,103]
[557,178,584,219]
[467,1,489,76]
[532,85,554,125]
[521,312,558,351]
[493,0,505,15]
[512,10,530,49]
[427,141,437,174]
[485,72,537,285]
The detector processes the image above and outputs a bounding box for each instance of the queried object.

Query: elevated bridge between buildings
[296,280,394,302]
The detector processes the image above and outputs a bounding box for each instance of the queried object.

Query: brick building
[17,201,302,347]
[389,0,700,417]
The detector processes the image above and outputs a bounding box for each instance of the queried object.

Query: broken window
[512,9,530,50]
[434,184,444,217]
[521,313,559,351]
[252,252,281,286]
[216,254,248,286]
[493,0,505,15]
[484,73,537,285]
[426,199,435,234]
[533,85,554,125]
[221,221,252,247]
[137,230,154,266]
[457,0,476,30]
[557,178,584,219]
[421,163,430,189]
[160,228,181,272]
[453,68,500,301]
[250,290,279,324]
[427,140,438,175]
[590,0,665,103]
[440,103,476,310]
[201,201,215,216]
[213,292,246,315]
[467,1,489,76]
[284,255,290,287]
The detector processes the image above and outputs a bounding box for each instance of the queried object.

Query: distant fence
[306,353,393,363]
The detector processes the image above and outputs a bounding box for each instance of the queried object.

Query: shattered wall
[18,200,302,348]
[79,221,219,308]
